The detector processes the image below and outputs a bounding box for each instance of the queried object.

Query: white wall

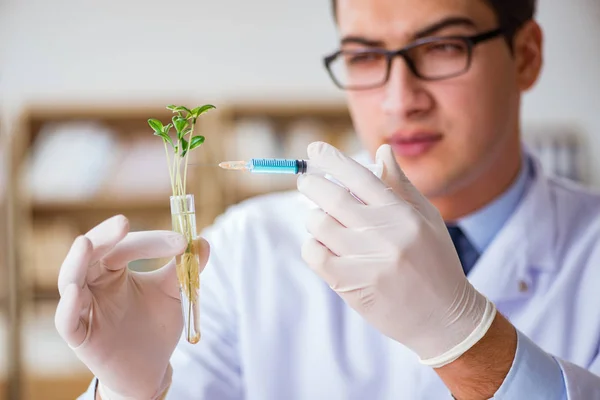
[521,0,600,185]
[0,0,344,110]
[1,0,599,184]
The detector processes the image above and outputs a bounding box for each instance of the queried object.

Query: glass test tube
[170,194,201,344]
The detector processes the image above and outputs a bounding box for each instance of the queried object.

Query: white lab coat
[80,155,600,399]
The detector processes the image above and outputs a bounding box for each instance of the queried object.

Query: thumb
[375,144,436,218]
[55,283,90,348]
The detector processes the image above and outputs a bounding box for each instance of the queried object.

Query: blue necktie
[447,225,479,275]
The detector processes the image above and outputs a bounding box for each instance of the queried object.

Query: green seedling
[147,104,215,344]
[148,104,215,198]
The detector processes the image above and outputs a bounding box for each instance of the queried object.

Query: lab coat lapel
[467,156,558,306]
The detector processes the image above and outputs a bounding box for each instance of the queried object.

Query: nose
[382,56,433,118]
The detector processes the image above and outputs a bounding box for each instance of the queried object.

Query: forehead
[336,0,497,43]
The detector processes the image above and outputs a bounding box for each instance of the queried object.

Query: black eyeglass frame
[323,28,504,90]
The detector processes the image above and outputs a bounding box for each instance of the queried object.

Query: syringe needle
[218,161,250,171]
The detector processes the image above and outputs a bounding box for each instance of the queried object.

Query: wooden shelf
[23,374,94,400]
[30,286,60,302]
[31,197,169,214]
[215,101,358,205]
[222,100,351,119]
[5,99,358,400]
[0,371,94,400]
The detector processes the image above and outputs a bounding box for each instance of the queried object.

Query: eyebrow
[414,16,476,39]
[340,16,477,47]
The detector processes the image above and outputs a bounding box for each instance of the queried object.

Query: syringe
[219,158,384,178]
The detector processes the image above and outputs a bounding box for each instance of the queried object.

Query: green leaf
[167,105,191,115]
[179,136,204,157]
[180,137,190,157]
[152,123,174,148]
[148,118,163,133]
[156,132,174,148]
[189,135,205,150]
[191,104,215,118]
[172,116,189,139]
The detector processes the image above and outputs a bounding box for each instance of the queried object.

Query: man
[57,0,600,398]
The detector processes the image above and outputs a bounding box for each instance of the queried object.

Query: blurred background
[0,0,599,398]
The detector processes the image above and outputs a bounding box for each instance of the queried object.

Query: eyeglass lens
[329,38,470,88]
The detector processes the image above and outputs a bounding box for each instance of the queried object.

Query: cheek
[469,52,517,127]
[437,66,514,152]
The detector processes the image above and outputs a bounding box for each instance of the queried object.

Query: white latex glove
[297,142,496,368]
[54,215,209,399]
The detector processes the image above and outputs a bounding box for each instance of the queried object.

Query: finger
[307,204,405,255]
[302,237,337,275]
[58,235,93,296]
[305,208,355,256]
[153,238,210,299]
[306,141,397,206]
[297,174,366,228]
[55,283,89,348]
[101,230,188,269]
[84,215,130,264]
[301,238,376,292]
[375,144,436,219]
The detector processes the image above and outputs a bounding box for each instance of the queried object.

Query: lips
[388,132,443,157]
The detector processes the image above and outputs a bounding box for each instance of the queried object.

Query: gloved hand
[297,142,496,368]
[54,215,209,399]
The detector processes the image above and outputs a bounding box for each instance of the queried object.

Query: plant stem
[183,124,194,195]
[177,155,184,195]
[163,141,176,197]
[174,147,183,196]
[172,148,179,194]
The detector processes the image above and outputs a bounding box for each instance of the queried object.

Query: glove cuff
[419,297,497,368]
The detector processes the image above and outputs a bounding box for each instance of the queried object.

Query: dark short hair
[330,0,536,41]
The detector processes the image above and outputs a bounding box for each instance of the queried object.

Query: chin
[409,181,443,199]
[401,168,455,199]
[400,172,433,195]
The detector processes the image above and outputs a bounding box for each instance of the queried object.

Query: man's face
[335,0,532,198]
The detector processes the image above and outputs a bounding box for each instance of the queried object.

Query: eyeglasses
[323,28,504,90]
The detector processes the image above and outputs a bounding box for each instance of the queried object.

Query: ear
[513,20,544,91]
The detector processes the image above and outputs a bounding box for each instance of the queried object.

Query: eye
[425,41,467,54]
[344,51,384,65]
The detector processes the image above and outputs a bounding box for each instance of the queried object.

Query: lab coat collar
[467,153,558,304]
[495,153,557,271]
